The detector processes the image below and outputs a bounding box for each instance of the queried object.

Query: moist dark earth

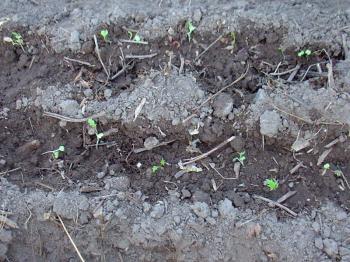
[1,23,349,211]
[1,1,350,261]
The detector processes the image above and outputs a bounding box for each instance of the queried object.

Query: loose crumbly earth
[1,0,350,261]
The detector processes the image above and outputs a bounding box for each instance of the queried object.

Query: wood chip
[0,215,19,229]
[133,98,146,121]
[291,137,310,152]
[317,148,332,166]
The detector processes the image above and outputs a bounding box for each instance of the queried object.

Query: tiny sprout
[96,133,104,140]
[100,29,109,42]
[127,31,142,43]
[151,158,167,174]
[230,32,236,47]
[323,163,331,170]
[185,20,196,42]
[233,151,246,166]
[52,145,65,159]
[133,34,142,43]
[264,178,279,191]
[160,158,166,167]
[333,170,343,177]
[4,32,24,50]
[298,49,312,58]
[87,118,97,129]
[127,31,133,39]
[152,165,160,174]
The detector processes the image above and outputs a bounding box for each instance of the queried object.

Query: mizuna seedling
[323,163,331,170]
[185,20,196,42]
[87,118,97,129]
[233,151,246,166]
[333,170,343,177]
[297,49,312,58]
[151,158,167,174]
[4,32,24,51]
[100,29,109,42]
[52,145,65,159]
[127,31,142,44]
[86,118,104,146]
[264,178,279,191]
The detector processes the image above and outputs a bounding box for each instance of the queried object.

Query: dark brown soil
[1,21,349,219]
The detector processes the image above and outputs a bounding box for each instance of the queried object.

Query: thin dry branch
[93,35,109,79]
[195,34,223,61]
[182,136,235,165]
[195,64,249,111]
[125,53,157,59]
[57,215,86,262]
[253,195,297,217]
[43,111,106,123]
[64,57,95,67]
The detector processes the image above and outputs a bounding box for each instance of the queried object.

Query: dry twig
[195,64,249,111]
[64,57,95,68]
[43,111,105,123]
[182,136,235,165]
[195,34,223,61]
[93,35,109,79]
[125,53,157,59]
[253,195,297,217]
[57,215,86,262]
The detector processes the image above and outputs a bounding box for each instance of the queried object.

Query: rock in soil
[53,192,89,220]
[323,238,339,258]
[218,198,236,218]
[150,202,165,219]
[104,177,130,191]
[260,110,282,138]
[191,202,210,219]
[212,93,234,118]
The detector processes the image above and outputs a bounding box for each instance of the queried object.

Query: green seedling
[264,178,279,191]
[321,162,331,176]
[152,165,161,173]
[86,118,104,146]
[127,31,142,43]
[334,170,343,178]
[185,20,196,42]
[100,29,109,42]
[233,151,246,166]
[151,158,167,174]
[96,133,104,140]
[87,118,97,129]
[160,158,166,167]
[297,49,312,58]
[4,32,24,51]
[52,145,65,159]
[323,163,331,170]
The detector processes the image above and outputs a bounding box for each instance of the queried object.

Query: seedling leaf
[96,133,104,140]
[11,32,23,46]
[127,31,133,39]
[152,165,160,173]
[100,29,109,42]
[87,118,97,129]
[160,158,166,167]
[233,151,246,166]
[52,145,65,159]
[185,20,196,42]
[334,170,343,177]
[298,49,312,58]
[264,178,279,191]
[133,34,141,43]
[323,163,330,170]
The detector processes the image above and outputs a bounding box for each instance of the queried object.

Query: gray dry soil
[1,0,350,261]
